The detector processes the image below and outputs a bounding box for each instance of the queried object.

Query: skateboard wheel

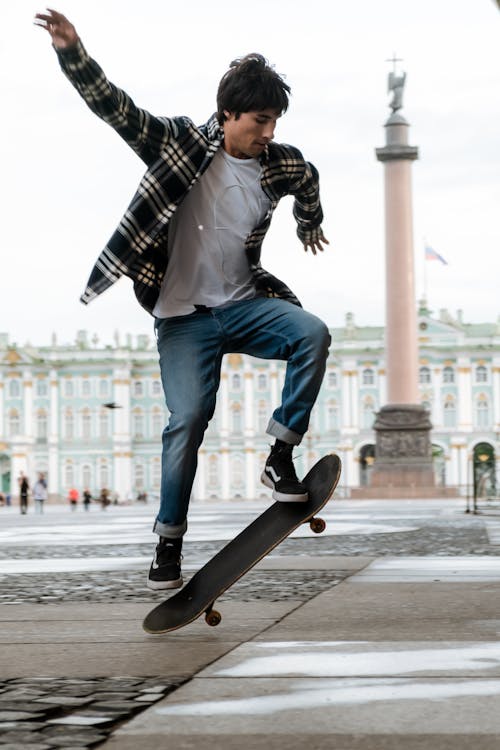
[205,609,222,627]
[310,517,326,534]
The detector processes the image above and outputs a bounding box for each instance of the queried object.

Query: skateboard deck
[143,453,341,634]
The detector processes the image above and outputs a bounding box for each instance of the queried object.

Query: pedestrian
[99,488,111,510]
[33,473,48,514]
[68,487,79,511]
[35,10,331,592]
[83,488,92,511]
[18,473,29,515]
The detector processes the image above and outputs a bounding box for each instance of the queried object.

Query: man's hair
[216,53,291,123]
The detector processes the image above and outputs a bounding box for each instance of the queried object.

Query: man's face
[222,109,280,159]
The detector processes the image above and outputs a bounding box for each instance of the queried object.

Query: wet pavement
[1,497,500,748]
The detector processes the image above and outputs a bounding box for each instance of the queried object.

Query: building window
[134,463,145,490]
[207,455,219,490]
[64,379,74,397]
[99,379,109,397]
[231,373,242,391]
[8,410,20,437]
[476,397,490,428]
[475,365,488,383]
[257,401,268,433]
[133,380,144,397]
[152,458,161,489]
[327,401,339,431]
[231,456,244,489]
[36,378,48,397]
[151,379,162,396]
[362,368,375,386]
[133,411,145,439]
[443,366,455,384]
[82,379,91,397]
[257,373,267,391]
[327,371,337,388]
[64,462,74,488]
[232,403,242,434]
[419,367,431,384]
[152,408,163,437]
[36,411,48,439]
[64,410,74,439]
[81,411,92,440]
[99,410,109,439]
[99,461,110,490]
[362,398,375,429]
[443,399,457,428]
[8,380,20,398]
[82,464,92,490]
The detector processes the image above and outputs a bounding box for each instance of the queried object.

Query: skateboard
[143,453,341,634]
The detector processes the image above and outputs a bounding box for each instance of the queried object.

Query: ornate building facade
[1,302,498,502]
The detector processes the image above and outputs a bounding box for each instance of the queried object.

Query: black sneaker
[261,441,308,502]
[147,537,183,591]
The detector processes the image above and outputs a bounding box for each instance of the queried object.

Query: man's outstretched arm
[34,8,181,165]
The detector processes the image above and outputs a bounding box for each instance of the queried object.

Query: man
[36,9,331,591]
[18,473,29,515]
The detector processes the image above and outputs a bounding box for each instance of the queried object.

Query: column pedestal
[371,404,434,488]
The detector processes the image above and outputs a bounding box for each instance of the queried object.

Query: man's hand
[303,233,330,256]
[34,8,78,49]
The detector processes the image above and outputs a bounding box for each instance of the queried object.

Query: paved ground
[1,496,500,748]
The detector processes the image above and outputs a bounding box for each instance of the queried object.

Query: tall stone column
[371,64,434,491]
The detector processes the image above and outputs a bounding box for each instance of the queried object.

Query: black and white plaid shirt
[57,41,325,314]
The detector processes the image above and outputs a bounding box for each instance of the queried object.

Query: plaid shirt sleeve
[287,150,324,245]
[56,40,181,166]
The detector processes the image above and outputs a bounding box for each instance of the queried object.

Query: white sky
[1,0,499,347]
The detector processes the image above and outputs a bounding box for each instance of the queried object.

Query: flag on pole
[425,246,448,265]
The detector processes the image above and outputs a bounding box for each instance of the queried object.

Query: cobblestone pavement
[0,676,185,749]
[1,499,498,747]
[0,569,346,605]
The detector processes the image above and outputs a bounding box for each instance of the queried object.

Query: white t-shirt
[153,148,271,318]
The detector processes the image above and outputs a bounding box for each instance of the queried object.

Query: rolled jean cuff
[153,518,188,539]
[266,418,302,446]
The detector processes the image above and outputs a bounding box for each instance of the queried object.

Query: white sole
[261,472,309,503]
[146,576,183,591]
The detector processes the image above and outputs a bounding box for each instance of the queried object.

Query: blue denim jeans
[153,297,330,537]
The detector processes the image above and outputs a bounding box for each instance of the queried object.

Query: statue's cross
[386,53,403,74]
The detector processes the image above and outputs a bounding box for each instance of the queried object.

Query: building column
[244,368,255,438]
[112,366,132,496]
[457,361,472,431]
[220,445,230,500]
[493,364,500,430]
[341,368,353,430]
[194,449,206,501]
[450,441,468,490]
[113,452,132,501]
[432,366,442,428]
[48,369,59,498]
[269,364,280,420]
[245,447,256,499]
[0,379,4,437]
[10,445,28,500]
[220,373,229,438]
[23,370,33,438]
